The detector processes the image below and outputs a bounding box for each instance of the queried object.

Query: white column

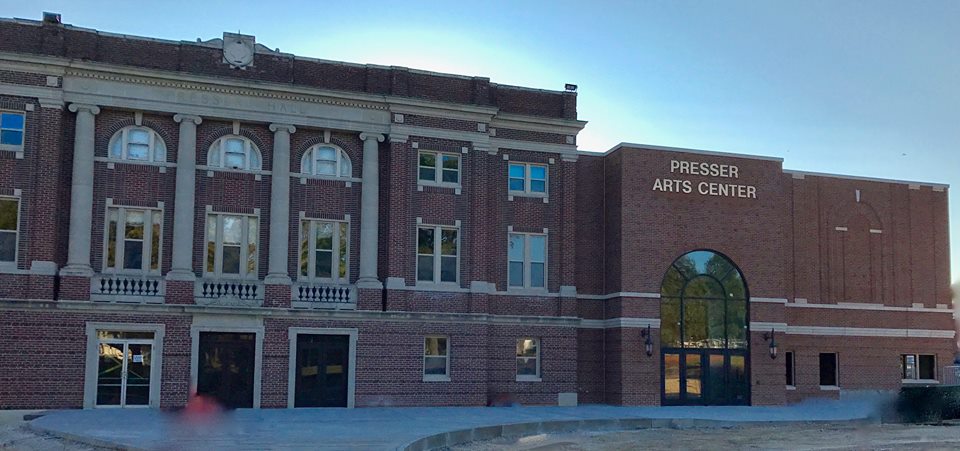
[61,103,100,276]
[167,114,202,281]
[265,123,296,284]
[357,132,384,288]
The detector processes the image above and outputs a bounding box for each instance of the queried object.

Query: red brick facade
[0,17,954,410]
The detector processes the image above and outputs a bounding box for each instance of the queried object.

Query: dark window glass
[819,353,838,386]
[786,351,795,386]
[0,232,14,262]
[509,178,525,191]
[919,355,936,380]
[222,245,241,274]
[0,130,23,146]
[417,256,434,282]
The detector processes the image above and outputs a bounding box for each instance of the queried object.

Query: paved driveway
[28,398,884,450]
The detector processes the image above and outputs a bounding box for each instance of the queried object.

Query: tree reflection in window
[660,250,748,349]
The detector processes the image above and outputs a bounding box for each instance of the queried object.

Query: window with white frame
[416,225,458,283]
[205,213,258,278]
[902,354,936,381]
[423,336,449,380]
[0,112,25,150]
[418,151,460,185]
[207,136,262,171]
[516,338,540,380]
[108,126,167,163]
[508,163,547,195]
[508,232,546,289]
[301,145,352,177]
[0,197,19,264]
[105,207,162,273]
[299,219,349,282]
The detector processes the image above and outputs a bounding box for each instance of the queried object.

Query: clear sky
[6,1,959,283]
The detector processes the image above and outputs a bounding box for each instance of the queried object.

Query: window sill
[95,157,176,168]
[505,287,550,296]
[902,379,939,385]
[786,385,796,391]
[295,173,361,184]
[819,385,840,391]
[414,282,466,293]
[417,181,461,194]
[516,376,542,382]
[198,165,271,180]
[508,191,548,198]
[423,375,451,382]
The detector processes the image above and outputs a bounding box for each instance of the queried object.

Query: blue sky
[7,1,960,283]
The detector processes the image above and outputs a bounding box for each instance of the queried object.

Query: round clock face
[224,40,253,67]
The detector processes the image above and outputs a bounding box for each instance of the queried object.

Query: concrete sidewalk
[28,398,885,451]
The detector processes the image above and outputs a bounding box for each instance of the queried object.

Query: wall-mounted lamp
[640,324,653,357]
[762,328,778,360]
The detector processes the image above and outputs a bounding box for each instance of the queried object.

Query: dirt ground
[451,423,960,451]
[0,422,100,451]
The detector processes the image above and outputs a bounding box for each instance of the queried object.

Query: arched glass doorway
[660,250,750,405]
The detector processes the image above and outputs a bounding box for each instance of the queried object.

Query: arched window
[660,250,748,349]
[301,145,352,177]
[108,126,167,162]
[208,135,262,171]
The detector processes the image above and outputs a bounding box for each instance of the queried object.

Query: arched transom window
[660,250,748,349]
[208,135,262,171]
[109,126,167,162]
[301,145,352,177]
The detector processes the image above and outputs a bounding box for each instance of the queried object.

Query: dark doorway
[197,332,256,409]
[294,334,349,407]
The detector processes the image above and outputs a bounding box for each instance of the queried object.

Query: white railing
[90,274,165,304]
[291,282,356,310]
[195,279,264,307]
[944,366,960,386]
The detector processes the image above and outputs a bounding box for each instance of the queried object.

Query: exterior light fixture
[564,83,578,92]
[640,324,653,357]
[763,328,778,360]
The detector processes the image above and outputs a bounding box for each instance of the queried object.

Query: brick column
[357,132,384,310]
[165,114,201,304]
[25,104,64,299]
[264,123,295,308]
[383,134,410,311]
[59,103,99,300]
[559,156,578,317]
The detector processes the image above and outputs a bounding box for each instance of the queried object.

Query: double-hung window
[301,145,352,177]
[108,126,167,163]
[299,219,349,283]
[208,136,262,171]
[516,338,540,380]
[417,225,458,283]
[206,213,258,278]
[901,354,936,381]
[418,151,460,186]
[508,163,547,195]
[105,207,162,273]
[0,197,19,264]
[508,232,546,289]
[423,336,450,381]
[0,112,25,151]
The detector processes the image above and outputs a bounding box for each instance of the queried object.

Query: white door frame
[190,322,264,409]
[287,327,358,408]
[83,322,165,409]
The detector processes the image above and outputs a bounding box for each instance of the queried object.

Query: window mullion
[215,215,224,276]
[434,226,441,282]
[435,153,442,183]
[308,221,316,281]
[122,129,129,160]
[332,222,341,283]
[117,208,126,271]
[148,131,155,162]
[240,217,249,278]
[524,234,531,288]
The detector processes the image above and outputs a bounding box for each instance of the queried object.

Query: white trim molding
[83,322,165,409]
[579,317,661,329]
[189,315,264,408]
[785,325,955,339]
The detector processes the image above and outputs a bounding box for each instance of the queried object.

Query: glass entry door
[197,332,256,409]
[96,336,153,407]
[294,334,349,407]
[663,350,749,405]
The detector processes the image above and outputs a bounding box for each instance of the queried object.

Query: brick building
[0,15,954,410]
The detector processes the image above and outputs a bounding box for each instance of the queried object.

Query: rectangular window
[105,206,162,273]
[299,219,349,283]
[205,213,258,278]
[418,151,460,185]
[0,197,18,263]
[508,232,547,289]
[785,351,795,387]
[416,225,458,283]
[0,112,25,150]
[508,163,548,195]
[819,353,838,387]
[423,336,449,380]
[902,354,936,380]
[516,338,540,380]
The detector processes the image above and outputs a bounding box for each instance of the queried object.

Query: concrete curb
[397,417,880,451]
[27,421,145,451]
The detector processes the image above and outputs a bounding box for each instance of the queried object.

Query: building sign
[653,160,757,199]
